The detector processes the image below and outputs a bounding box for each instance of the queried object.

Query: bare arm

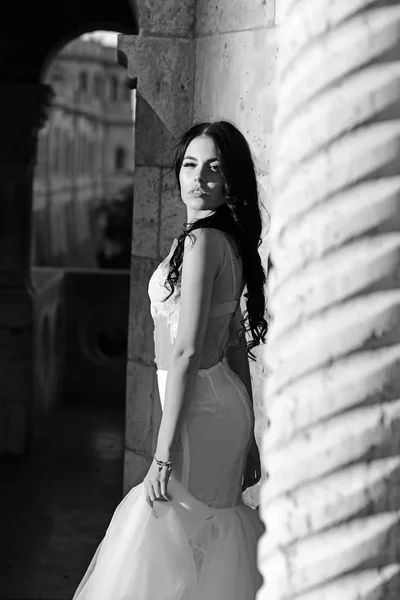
[155,228,220,462]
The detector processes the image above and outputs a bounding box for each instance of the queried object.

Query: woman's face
[179,135,226,218]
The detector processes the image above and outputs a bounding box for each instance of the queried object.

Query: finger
[160,477,170,501]
[144,485,153,509]
[153,480,161,500]
[148,484,156,505]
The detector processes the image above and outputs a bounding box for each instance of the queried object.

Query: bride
[72,120,269,600]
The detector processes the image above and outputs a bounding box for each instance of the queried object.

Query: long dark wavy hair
[163,120,269,359]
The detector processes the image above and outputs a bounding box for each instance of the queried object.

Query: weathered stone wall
[193,0,278,505]
[119,0,279,498]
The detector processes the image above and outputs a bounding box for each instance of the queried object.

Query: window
[77,132,84,175]
[36,131,47,177]
[59,130,64,174]
[88,140,95,174]
[109,75,118,102]
[115,147,126,172]
[79,71,88,93]
[49,67,65,84]
[94,73,104,99]
[123,82,131,101]
[53,126,61,174]
[82,134,88,174]
[64,135,71,177]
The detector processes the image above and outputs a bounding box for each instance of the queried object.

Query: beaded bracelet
[154,457,175,472]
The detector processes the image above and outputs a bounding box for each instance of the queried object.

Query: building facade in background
[33,37,134,267]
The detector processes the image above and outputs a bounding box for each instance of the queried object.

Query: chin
[184,196,223,213]
[184,199,209,211]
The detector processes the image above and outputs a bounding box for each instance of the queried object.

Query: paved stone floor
[0,398,125,600]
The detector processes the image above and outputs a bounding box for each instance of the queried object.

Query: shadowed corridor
[0,400,125,599]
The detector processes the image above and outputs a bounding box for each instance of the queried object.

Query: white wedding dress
[72,229,264,600]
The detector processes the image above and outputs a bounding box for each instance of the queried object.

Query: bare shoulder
[183,227,221,253]
[181,228,221,279]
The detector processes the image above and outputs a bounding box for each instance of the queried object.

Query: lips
[190,187,209,195]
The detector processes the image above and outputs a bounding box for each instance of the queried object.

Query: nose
[194,164,206,182]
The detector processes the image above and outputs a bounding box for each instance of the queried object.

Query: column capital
[0,82,54,167]
[118,35,194,137]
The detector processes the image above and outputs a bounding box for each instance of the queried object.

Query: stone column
[258,1,400,598]
[118,17,195,493]
[0,83,53,454]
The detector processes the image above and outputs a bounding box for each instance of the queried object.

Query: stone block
[194,28,278,174]
[131,163,162,259]
[133,0,196,37]
[123,446,151,493]
[250,347,270,437]
[128,256,157,364]
[118,36,195,137]
[275,0,285,26]
[243,480,263,509]
[246,349,271,509]
[159,168,186,257]
[133,166,161,221]
[135,94,177,168]
[125,360,156,451]
[257,170,272,216]
[259,240,271,283]
[196,0,275,35]
[131,218,158,258]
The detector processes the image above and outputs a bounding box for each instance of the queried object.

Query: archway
[0,0,138,593]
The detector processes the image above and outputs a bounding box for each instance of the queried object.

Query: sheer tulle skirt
[72,359,264,600]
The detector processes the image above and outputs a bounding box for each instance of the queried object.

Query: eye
[210,164,221,172]
[182,161,196,168]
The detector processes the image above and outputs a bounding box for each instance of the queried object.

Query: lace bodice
[148,239,181,345]
[148,229,243,371]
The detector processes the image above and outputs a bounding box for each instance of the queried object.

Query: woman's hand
[143,458,172,508]
[242,435,262,492]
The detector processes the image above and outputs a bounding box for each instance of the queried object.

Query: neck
[186,208,215,225]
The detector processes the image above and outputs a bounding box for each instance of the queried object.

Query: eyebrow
[183,156,220,162]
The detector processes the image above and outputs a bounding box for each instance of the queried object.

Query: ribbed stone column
[258,1,400,598]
